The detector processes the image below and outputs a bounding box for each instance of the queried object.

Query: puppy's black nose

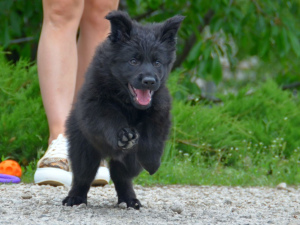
[142,77,156,87]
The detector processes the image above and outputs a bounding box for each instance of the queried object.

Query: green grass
[1,54,300,186]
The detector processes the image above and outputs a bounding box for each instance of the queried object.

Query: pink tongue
[135,89,151,105]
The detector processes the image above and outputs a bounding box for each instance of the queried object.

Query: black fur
[62,11,184,209]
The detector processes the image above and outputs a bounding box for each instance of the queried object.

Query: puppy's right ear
[106,11,132,43]
[160,15,185,44]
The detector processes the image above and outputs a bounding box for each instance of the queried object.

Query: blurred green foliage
[1,55,300,186]
[1,0,300,88]
[0,0,42,60]
[1,0,300,185]
[0,53,47,165]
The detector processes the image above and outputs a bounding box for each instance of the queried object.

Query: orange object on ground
[0,160,22,177]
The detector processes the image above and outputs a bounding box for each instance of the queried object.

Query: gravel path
[0,183,299,225]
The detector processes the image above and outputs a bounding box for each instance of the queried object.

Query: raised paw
[62,196,87,206]
[119,198,142,210]
[117,128,139,150]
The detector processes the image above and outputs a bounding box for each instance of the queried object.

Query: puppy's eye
[153,60,161,67]
[129,58,138,66]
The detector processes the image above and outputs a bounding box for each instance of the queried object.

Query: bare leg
[74,0,119,97]
[37,0,84,144]
[36,0,119,187]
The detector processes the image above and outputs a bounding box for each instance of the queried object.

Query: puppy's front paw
[119,198,142,210]
[62,196,87,206]
[118,128,139,149]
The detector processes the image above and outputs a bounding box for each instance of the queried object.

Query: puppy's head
[105,11,184,110]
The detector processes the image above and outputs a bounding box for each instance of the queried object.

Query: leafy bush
[1,55,299,186]
[176,82,299,155]
[136,71,300,186]
[0,53,48,165]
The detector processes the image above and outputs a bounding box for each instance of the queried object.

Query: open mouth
[128,83,153,106]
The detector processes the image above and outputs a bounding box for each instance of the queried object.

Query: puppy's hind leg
[62,136,101,206]
[110,153,143,209]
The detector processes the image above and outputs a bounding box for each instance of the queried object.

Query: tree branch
[9,37,34,44]
[282,82,300,90]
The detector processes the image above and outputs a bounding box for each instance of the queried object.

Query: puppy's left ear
[160,15,185,44]
[106,11,132,43]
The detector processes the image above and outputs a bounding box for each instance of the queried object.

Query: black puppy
[62,11,184,209]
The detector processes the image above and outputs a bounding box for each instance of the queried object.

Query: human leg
[36,0,119,187]
[37,0,84,144]
[35,0,84,186]
[74,0,119,96]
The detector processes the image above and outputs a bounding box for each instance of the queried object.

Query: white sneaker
[34,134,110,187]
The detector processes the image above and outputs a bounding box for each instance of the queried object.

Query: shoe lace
[44,134,69,158]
